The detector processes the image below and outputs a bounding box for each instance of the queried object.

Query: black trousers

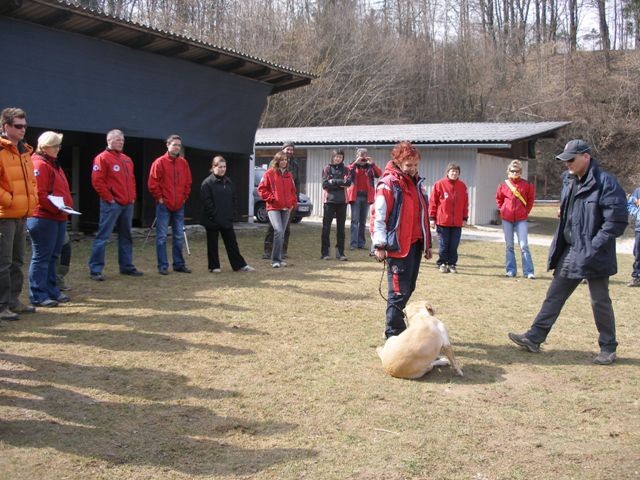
[205,226,247,271]
[526,249,618,353]
[385,241,423,338]
[321,202,347,257]
[264,217,291,255]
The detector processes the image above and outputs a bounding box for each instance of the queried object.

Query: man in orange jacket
[88,129,143,280]
[0,107,37,320]
[147,134,192,275]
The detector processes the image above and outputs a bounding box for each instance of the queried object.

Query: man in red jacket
[147,134,192,275]
[88,129,143,280]
[429,163,469,273]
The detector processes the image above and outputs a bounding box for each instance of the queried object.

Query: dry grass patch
[1,214,639,479]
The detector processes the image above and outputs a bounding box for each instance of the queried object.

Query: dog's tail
[425,303,435,316]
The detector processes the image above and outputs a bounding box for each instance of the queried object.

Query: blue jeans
[633,231,640,278]
[0,218,26,309]
[385,241,423,338]
[502,220,534,277]
[350,195,369,248]
[436,226,462,266]
[27,217,66,304]
[155,203,186,271]
[88,200,135,274]
[267,209,290,263]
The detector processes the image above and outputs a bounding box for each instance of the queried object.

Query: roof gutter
[255,143,513,149]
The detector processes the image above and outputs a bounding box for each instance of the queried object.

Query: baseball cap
[556,139,591,161]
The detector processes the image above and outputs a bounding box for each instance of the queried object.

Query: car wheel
[255,202,269,223]
[291,216,303,224]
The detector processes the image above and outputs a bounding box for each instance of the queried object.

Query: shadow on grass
[0,381,316,475]
[457,341,640,367]
[1,327,255,355]
[0,352,236,401]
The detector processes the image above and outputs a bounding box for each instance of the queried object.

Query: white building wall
[303,146,520,225]
[475,153,529,225]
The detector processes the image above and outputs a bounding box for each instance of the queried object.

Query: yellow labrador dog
[376,302,463,379]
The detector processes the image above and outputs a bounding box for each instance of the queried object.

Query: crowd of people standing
[1,106,638,365]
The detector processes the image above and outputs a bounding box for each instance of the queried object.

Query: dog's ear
[425,303,435,316]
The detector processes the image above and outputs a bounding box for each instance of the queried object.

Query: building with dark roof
[1,0,314,230]
[255,122,569,225]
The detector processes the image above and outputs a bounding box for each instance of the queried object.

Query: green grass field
[1,208,638,479]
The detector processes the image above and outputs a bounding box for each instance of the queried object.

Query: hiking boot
[627,277,640,287]
[120,269,143,276]
[32,299,58,308]
[439,264,449,273]
[593,351,616,365]
[0,307,19,321]
[56,294,71,303]
[10,301,36,314]
[508,332,540,353]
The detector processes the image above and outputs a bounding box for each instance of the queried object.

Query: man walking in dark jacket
[508,139,628,365]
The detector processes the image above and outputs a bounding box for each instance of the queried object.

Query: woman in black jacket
[200,156,254,272]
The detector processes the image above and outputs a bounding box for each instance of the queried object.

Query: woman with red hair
[371,141,432,338]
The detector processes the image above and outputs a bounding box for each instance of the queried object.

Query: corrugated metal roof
[1,0,315,94]
[255,122,571,146]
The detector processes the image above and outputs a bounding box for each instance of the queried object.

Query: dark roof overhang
[2,0,315,94]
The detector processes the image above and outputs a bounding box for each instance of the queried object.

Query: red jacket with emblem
[31,152,73,221]
[495,177,535,223]
[346,162,382,204]
[91,149,136,205]
[370,161,432,259]
[428,177,468,227]
[257,168,297,211]
[0,137,37,219]
[147,153,192,212]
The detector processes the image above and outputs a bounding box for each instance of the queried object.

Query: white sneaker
[209,268,221,273]
[280,261,287,267]
[448,265,458,274]
[505,272,515,278]
[527,274,536,279]
[240,265,255,272]
[439,264,449,273]
[271,262,281,268]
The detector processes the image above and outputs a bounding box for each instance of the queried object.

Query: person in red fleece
[258,151,297,268]
[347,148,382,249]
[429,163,468,274]
[495,159,536,279]
[27,131,73,308]
[88,129,142,280]
[147,134,192,275]
[371,141,432,338]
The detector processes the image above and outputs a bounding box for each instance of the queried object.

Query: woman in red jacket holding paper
[27,131,73,307]
[495,159,536,279]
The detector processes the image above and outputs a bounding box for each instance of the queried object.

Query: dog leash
[377,259,407,320]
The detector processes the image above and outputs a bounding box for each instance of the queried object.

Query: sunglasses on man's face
[509,170,521,174]
[11,123,27,130]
